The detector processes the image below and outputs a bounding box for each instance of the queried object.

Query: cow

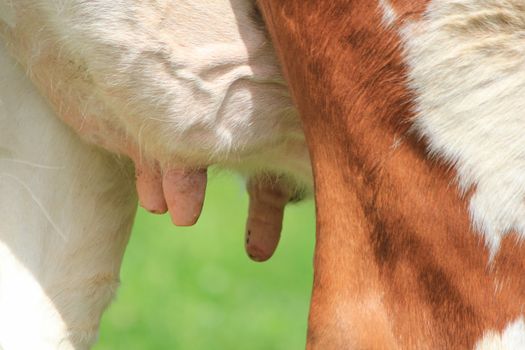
[258,0,525,349]
[6,0,522,349]
[0,1,312,348]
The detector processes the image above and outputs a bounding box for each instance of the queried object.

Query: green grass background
[94,172,316,350]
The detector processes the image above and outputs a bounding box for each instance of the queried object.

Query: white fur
[0,39,137,348]
[475,317,525,350]
[401,0,525,257]
[378,0,397,27]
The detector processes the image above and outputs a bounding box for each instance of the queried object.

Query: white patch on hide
[378,0,397,27]
[0,1,15,27]
[401,0,525,258]
[475,317,525,350]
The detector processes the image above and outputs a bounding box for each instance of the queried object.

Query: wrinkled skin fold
[0,0,313,254]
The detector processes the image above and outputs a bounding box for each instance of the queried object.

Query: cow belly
[0,40,137,349]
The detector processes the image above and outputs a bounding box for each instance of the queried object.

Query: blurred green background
[94,172,316,350]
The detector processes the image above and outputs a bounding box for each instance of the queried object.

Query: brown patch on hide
[258,0,525,349]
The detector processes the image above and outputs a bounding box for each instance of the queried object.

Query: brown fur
[258,1,525,348]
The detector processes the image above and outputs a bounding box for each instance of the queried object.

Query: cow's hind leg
[0,41,137,349]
